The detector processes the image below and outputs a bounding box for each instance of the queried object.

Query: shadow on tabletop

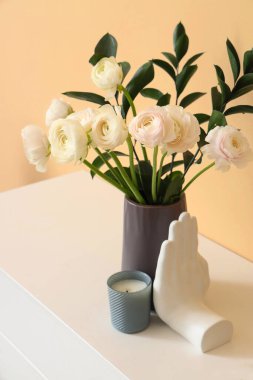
[138,280,253,358]
[205,280,253,358]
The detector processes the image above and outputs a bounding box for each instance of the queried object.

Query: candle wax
[111,279,147,293]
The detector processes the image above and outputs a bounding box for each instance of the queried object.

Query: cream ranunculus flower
[202,125,253,171]
[161,105,200,154]
[128,106,176,148]
[91,57,123,100]
[48,118,88,163]
[67,108,96,134]
[45,99,73,127]
[91,105,127,150]
[21,125,50,172]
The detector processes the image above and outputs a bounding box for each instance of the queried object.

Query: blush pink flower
[128,106,175,148]
[161,105,200,154]
[202,125,252,171]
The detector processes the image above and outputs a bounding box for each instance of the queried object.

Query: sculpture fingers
[189,216,199,257]
[168,220,185,259]
[179,213,198,259]
[198,254,210,293]
[154,240,175,290]
[154,211,233,353]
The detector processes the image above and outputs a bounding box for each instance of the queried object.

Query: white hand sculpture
[153,212,233,352]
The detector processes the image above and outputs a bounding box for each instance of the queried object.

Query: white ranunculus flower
[161,105,200,154]
[21,125,50,172]
[48,118,88,163]
[45,99,73,127]
[91,57,123,100]
[128,106,175,148]
[67,108,96,134]
[91,105,128,150]
[202,125,253,172]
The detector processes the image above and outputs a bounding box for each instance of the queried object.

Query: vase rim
[125,193,186,209]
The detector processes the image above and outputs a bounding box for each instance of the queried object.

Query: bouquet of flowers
[22,23,253,205]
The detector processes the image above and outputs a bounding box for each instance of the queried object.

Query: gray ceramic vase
[122,194,187,280]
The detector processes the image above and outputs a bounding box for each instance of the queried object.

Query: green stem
[118,84,148,162]
[109,151,146,204]
[118,84,137,116]
[94,147,122,185]
[141,145,149,161]
[83,159,132,198]
[133,141,146,202]
[181,162,215,193]
[170,153,176,174]
[126,135,138,188]
[152,146,159,203]
[183,147,201,177]
[133,144,140,163]
[157,152,167,194]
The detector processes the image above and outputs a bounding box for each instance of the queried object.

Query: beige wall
[1,0,253,261]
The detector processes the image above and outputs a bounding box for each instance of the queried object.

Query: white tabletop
[0,172,253,380]
[0,269,127,380]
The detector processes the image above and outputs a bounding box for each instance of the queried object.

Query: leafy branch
[61,27,253,204]
[182,39,253,186]
[210,40,253,125]
[147,23,206,109]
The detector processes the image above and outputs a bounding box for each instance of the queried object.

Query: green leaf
[224,105,253,116]
[135,160,153,204]
[175,33,189,63]
[179,92,206,108]
[89,54,104,66]
[152,59,176,80]
[94,33,117,58]
[183,150,195,170]
[218,78,231,105]
[208,110,227,131]
[157,93,171,106]
[90,151,128,178]
[104,167,130,182]
[214,65,225,82]
[198,127,207,148]
[173,22,185,45]
[140,88,163,100]
[119,62,131,81]
[243,50,253,74]
[176,65,197,97]
[161,52,178,68]
[194,113,210,124]
[183,151,195,171]
[63,92,109,105]
[230,73,253,100]
[183,52,204,68]
[195,151,203,164]
[213,65,231,106]
[162,171,184,204]
[122,61,154,117]
[173,23,189,62]
[114,90,119,103]
[211,86,222,111]
[226,39,240,83]
[159,161,184,177]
